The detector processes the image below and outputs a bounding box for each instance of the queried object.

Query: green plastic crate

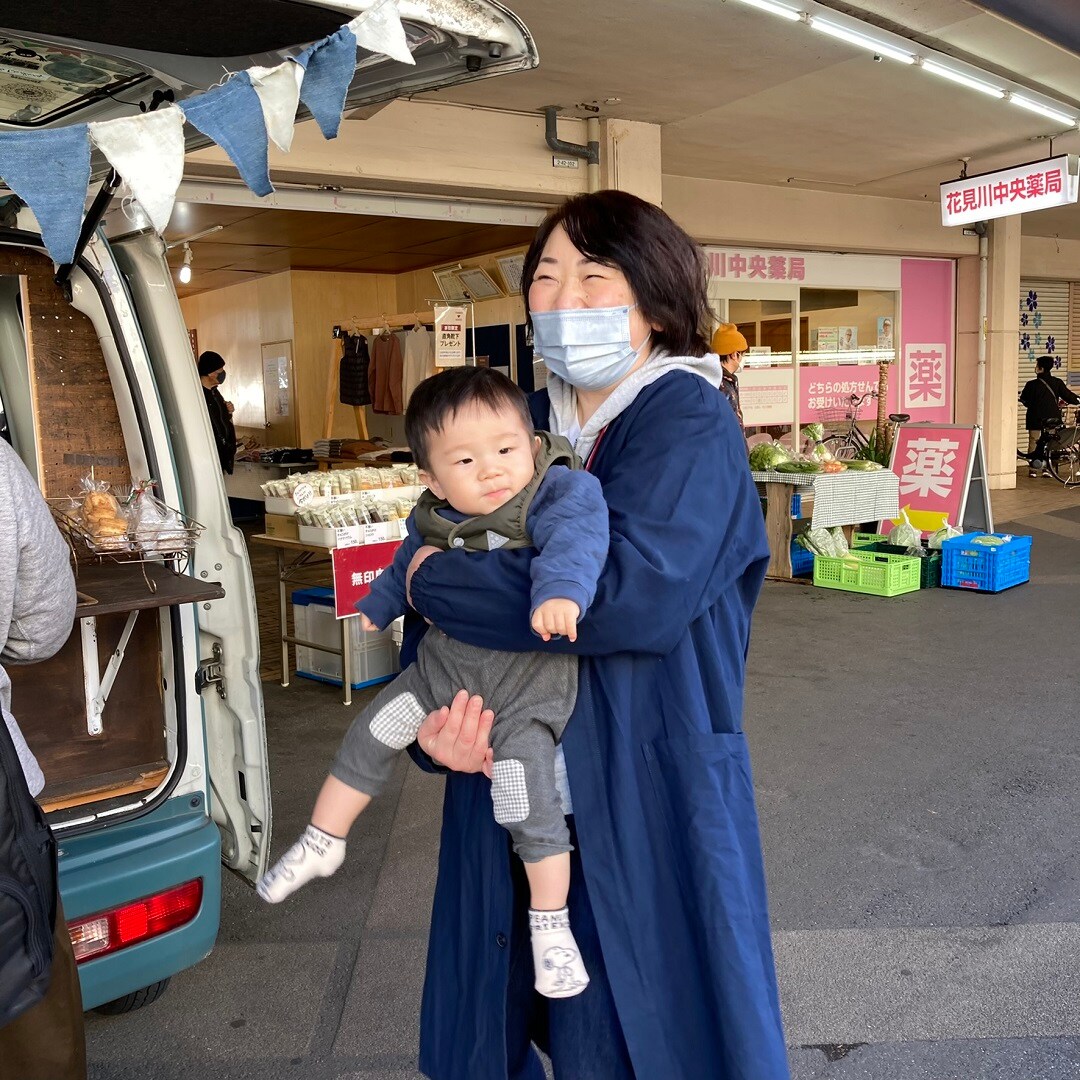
[813,549,921,597]
[867,542,942,589]
[852,532,888,548]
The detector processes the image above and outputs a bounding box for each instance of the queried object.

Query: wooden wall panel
[0,249,129,497]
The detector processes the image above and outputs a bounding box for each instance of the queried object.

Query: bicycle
[1024,405,1080,486]
[819,391,910,462]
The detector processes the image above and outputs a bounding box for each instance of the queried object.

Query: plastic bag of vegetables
[803,423,824,443]
[829,527,849,555]
[928,519,962,550]
[797,526,841,557]
[748,442,791,472]
[887,508,921,553]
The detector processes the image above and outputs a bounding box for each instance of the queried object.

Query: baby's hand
[359,613,381,633]
[531,598,581,643]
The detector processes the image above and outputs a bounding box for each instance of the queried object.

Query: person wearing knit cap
[710,323,748,427]
[197,350,237,474]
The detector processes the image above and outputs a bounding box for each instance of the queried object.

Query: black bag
[0,716,56,1027]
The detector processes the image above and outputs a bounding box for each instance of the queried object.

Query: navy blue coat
[405,370,789,1080]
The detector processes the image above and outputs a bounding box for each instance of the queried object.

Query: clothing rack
[323,313,437,443]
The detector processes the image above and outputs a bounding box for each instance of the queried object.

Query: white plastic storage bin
[292,587,398,690]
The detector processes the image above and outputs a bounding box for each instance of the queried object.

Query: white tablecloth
[752,470,900,529]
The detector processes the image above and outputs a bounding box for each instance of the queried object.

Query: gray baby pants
[330,630,576,862]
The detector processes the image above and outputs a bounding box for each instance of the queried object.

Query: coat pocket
[642,731,767,925]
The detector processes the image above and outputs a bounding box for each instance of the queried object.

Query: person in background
[198,350,238,475]
[0,438,83,1079]
[711,322,748,426]
[1020,355,1079,477]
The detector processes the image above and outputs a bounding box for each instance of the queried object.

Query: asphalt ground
[85,501,1080,1079]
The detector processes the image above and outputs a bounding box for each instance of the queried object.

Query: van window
[0,36,148,126]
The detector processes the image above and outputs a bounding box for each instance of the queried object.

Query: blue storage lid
[292,586,335,607]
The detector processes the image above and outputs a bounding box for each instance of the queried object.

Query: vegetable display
[748,442,792,472]
[774,460,822,474]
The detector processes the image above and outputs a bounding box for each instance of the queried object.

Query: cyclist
[1020,356,1079,477]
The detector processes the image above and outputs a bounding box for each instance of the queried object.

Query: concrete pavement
[86,500,1080,1079]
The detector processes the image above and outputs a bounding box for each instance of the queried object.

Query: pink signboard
[883,425,976,535]
[899,260,953,423]
[799,364,898,424]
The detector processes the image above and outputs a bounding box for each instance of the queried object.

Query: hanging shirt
[369,331,404,415]
[402,326,435,408]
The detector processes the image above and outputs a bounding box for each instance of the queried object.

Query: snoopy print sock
[256,825,346,903]
[530,908,590,998]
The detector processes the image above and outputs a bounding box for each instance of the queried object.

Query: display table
[752,469,900,581]
[251,533,393,706]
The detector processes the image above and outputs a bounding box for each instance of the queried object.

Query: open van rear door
[0,0,536,883]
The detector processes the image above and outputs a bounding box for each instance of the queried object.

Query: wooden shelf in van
[39,761,169,813]
[74,562,225,617]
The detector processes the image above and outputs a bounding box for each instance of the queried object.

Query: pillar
[599,120,662,205]
[983,216,1021,490]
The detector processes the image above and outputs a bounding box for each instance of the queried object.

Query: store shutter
[1069,282,1080,389]
[1017,279,1070,455]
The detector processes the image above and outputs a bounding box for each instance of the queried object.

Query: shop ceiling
[428,0,1080,240]
[163,202,534,298]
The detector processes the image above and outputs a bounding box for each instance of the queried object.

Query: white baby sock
[530,907,590,998]
[256,825,346,904]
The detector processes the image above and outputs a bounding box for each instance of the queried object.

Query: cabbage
[928,520,962,550]
[748,442,791,471]
[887,509,921,551]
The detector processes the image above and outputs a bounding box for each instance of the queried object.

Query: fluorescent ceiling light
[810,17,915,64]
[1008,93,1078,127]
[921,59,1005,98]
[731,0,802,20]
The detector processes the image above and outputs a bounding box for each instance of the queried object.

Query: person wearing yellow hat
[710,323,748,426]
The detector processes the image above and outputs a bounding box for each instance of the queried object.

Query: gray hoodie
[0,438,77,796]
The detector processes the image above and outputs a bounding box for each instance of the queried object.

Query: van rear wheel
[95,978,170,1015]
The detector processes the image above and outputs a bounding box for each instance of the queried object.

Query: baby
[257,366,608,999]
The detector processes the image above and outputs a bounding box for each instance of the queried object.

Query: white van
[0,1,535,1013]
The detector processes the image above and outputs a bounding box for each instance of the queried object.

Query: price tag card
[292,482,315,508]
[335,526,361,549]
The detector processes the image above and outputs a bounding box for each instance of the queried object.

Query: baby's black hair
[405,367,534,471]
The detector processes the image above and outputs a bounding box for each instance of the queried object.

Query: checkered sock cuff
[529,907,571,933]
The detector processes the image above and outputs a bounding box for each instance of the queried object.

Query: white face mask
[531,305,650,391]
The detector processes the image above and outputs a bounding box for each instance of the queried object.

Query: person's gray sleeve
[1,444,77,666]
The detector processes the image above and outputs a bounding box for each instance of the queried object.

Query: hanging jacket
[339,332,372,407]
[721,367,744,426]
[369,332,404,415]
[406,364,789,1080]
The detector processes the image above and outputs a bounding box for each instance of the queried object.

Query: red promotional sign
[331,542,400,619]
[883,425,977,536]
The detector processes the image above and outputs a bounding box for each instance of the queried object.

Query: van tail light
[67,879,203,963]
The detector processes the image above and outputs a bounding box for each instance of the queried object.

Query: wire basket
[816,406,856,424]
[48,500,204,566]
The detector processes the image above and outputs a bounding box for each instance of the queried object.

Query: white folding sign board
[940,155,1078,227]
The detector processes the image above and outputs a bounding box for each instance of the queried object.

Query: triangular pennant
[295,26,357,140]
[0,125,90,265]
[248,60,304,153]
[88,107,185,233]
[348,0,415,66]
[181,73,273,196]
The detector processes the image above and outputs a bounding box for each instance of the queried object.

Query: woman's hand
[406,544,442,607]
[415,689,494,778]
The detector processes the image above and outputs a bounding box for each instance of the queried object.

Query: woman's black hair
[1035,355,1055,373]
[521,190,712,358]
[405,366,533,471]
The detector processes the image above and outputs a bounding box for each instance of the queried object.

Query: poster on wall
[876,317,894,350]
[435,305,468,367]
[739,367,795,426]
[813,327,838,352]
[837,326,858,352]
